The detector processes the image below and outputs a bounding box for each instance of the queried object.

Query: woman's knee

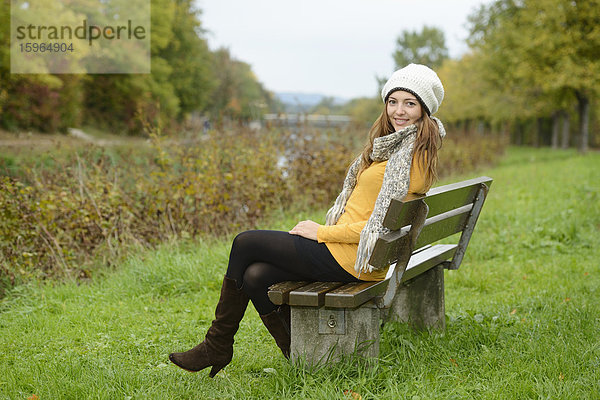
[231,230,260,254]
[242,263,270,293]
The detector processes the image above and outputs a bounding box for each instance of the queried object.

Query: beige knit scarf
[325,118,446,275]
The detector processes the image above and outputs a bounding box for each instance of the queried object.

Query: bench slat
[370,203,469,268]
[268,281,310,305]
[424,177,491,219]
[288,282,345,307]
[324,280,388,308]
[382,195,426,230]
[414,204,471,249]
[383,176,492,230]
[370,204,466,270]
[368,226,410,268]
[401,243,457,282]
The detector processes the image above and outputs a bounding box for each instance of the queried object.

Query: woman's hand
[289,220,320,241]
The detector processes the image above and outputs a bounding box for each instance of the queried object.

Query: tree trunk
[477,119,485,135]
[463,119,471,135]
[551,111,560,149]
[513,120,523,145]
[561,111,570,149]
[575,90,589,153]
[535,117,543,147]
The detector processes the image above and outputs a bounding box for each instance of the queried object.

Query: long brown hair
[358,102,442,189]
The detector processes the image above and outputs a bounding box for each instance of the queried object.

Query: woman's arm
[289,220,367,243]
[317,221,366,244]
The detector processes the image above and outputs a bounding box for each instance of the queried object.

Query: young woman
[169,63,446,377]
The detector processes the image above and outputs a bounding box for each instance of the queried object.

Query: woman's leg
[226,230,358,314]
[171,230,357,373]
[224,230,359,358]
[242,261,303,314]
[169,276,249,376]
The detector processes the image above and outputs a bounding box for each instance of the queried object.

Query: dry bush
[438,131,508,178]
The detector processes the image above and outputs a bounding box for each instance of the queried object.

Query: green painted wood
[401,244,457,282]
[382,195,425,230]
[414,205,471,249]
[368,226,410,268]
[324,244,457,308]
[383,176,492,230]
[424,177,491,217]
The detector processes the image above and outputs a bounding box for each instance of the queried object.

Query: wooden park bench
[268,176,493,366]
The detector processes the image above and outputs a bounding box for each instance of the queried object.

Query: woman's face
[386,90,423,131]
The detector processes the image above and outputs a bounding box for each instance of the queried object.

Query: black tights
[225,230,359,315]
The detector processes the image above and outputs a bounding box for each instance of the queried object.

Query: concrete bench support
[388,264,445,330]
[290,305,380,366]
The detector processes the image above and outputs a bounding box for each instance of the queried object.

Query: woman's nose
[394,105,405,115]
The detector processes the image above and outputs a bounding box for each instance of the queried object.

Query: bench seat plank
[288,281,345,307]
[268,281,310,305]
[324,280,388,308]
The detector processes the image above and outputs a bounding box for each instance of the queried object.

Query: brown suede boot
[260,305,291,359]
[169,276,249,377]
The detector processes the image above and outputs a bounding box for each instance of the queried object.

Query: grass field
[1,146,599,399]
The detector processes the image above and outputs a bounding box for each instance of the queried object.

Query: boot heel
[209,364,226,378]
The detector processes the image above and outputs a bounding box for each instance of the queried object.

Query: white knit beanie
[381,64,444,115]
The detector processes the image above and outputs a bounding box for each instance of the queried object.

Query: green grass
[1,146,599,399]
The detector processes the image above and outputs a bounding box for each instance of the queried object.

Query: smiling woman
[357,63,444,189]
[386,92,423,130]
[168,63,448,377]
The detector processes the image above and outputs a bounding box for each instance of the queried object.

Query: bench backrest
[267,176,493,310]
[373,176,493,307]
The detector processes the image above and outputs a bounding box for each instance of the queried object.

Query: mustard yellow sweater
[317,157,429,281]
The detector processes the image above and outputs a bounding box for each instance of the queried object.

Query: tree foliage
[0,0,271,134]
[465,0,600,151]
[393,26,448,69]
[157,0,215,120]
[208,48,273,122]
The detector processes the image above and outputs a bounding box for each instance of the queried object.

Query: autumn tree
[0,0,273,134]
[157,0,215,120]
[393,26,449,69]
[208,48,272,122]
[468,0,600,151]
[341,97,381,128]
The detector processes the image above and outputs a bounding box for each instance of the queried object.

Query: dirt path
[0,128,137,150]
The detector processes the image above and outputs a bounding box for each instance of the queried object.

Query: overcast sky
[196,0,493,99]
